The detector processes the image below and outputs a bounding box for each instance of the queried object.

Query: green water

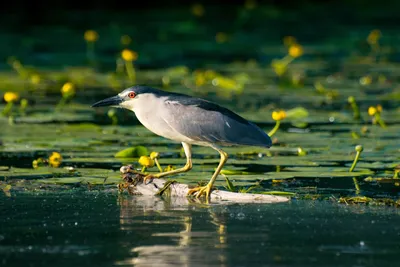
[1,192,400,267]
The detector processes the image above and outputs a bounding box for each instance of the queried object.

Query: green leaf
[114,147,137,158]
[286,107,309,120]
[135,146,149,157]
[238,184,260,193]
[223,175,237,192]
[220,169,251,175]
[114,146,148,158]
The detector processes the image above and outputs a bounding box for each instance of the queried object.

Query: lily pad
[114,146,149,158]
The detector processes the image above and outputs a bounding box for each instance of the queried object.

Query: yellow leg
[187,146,228,199]
[144,142,192,183]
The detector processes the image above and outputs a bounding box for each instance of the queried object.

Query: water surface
[1,192,400,267]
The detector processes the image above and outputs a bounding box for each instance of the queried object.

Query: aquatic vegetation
[150,152,163,172]
[56,82,76,110]
[49,152,63,168]
[271,38,303,78]
[297,147,307,156]
[314,81,339,102]
[1,184,11,197]
[114,146,149,158]
[268,110,286,137]
[349,145,363,193]
[2,92,19,116]
[120,35,132,46]
[19,98,28,116]
[368,105,386,128]
[107,108,118,125]
[338,196,400,207]
[222,174,259,193]
[191,3,205,17]
[366,29,381,59]
[349,145,363,172]
[163,165,176,172]
[32,152,63,169]
[121,49,138,83]
[84,30,99,64]
[215,32,229,44]
[347,96,360,120]
[191,69,246,97]
[138,156,155,172]
[0,10,399,208]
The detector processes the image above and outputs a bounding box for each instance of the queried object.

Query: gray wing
[162,97,272,148]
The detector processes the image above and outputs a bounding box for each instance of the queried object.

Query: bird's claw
[187,183,213,199]
[143,174,155,185]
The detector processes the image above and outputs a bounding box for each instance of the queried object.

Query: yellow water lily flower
[138,156,154,168]
[49,152,62,168]
[288,44,303,58]
[272,110,287,121]
[121,49,138,62]
[3,92,19,103]
[84,30,99,42]
[368,106,377,116]
[61,82,75,97]
[191,3,205,17]
[150,152,159,160]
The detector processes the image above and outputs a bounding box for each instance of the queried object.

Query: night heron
[92,86,271,199]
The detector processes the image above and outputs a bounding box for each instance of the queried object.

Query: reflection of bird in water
[116,196,228,267]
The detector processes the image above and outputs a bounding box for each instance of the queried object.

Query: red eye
[128,92,136,98]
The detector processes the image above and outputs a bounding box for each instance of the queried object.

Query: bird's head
[91,86,161,111]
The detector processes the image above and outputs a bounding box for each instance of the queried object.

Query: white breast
[130,94,196,143]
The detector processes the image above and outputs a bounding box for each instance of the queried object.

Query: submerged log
[120,166,290,204]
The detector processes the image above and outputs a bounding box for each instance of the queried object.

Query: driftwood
[119,165,290,204]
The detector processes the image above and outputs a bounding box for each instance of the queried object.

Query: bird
[92,85,272,199]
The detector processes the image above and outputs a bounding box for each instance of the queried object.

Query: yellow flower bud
[272,110,287,121]
[121,35,132,45]
[367,29,381,45]
[204,70,218,80]
[368,106,377,116]
[164,165,176,172]
[138,156,154,168]
[288,44,303,58]
[191,3,205,17]
[150,152,159,160]
[3,92,19,103]
[49,152,62,168]
[107,108,116,117]
[30,74,41,85]
[347,96,355,103]
[297,147,307,156]
[195,73,206,87]
[283,36,297,47]
[244,0,256,9]
[216,32,228,43]
[278,110,287,120]
[355,145,363,153]
[84,30,99,42]
[121,49,138,62]
[271,59,287,76]
[359,76,372,85]
[376,104,382,112]
[61,82,75,97]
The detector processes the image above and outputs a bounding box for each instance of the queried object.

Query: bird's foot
[187,183,213,199]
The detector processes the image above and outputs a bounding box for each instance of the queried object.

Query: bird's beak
[91,95,122,107]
